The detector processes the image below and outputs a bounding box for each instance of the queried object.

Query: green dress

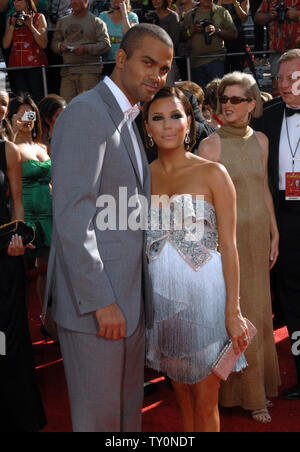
[22,159,52,249]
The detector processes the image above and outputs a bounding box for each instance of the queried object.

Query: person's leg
[121,311,145,432]
[191,66,208,90]
[60,74,78,104]
[78,73,101,96]
[190,374,220,432]
[26,68,45,103]
[206,60,225,84]
[57,325,125,432]
[171,380,195,432]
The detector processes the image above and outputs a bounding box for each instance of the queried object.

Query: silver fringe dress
[145,194,247,384]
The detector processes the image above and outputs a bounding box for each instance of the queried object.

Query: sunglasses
[219,95,252,105]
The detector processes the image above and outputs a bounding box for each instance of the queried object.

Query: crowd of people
[0,0,300,434]
[1,0,300,100]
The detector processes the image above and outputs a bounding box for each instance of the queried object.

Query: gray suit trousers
[57,313,145,432]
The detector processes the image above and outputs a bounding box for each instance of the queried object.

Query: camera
[21,111,36,122]
[274,1,287,25]
[14,11,26,28]
[196,19,213,45]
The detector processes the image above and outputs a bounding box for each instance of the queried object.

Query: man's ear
[115,48,127,69]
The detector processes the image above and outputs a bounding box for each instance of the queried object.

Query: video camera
[274,1,288,25]
[195,19,213,45]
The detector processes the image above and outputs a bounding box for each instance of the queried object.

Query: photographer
[255,0,300,96]
[180,0,237,88]
[2,0,48,103]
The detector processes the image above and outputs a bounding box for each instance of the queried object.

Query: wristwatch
[215,27,221,35]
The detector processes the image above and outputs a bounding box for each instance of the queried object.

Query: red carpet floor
[27,276,300,432]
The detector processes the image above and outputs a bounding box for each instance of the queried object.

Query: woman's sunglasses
[219,95,252,105]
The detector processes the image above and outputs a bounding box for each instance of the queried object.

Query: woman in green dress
[8,93,55,340]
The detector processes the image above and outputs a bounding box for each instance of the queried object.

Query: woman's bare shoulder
[197,132,221,162]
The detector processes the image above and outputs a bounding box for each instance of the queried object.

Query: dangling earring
[148,133,154,148]
[185,130,190,145]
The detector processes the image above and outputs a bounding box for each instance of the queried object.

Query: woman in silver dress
[143,86,248,432]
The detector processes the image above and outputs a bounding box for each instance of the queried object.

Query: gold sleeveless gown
[217,124,281,410]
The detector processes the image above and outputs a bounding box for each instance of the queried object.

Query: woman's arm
[208,162,249,353]
[2,16,15,49]
[120,2,134,35]
[5,141,24,221]
[255,131,279,269]
[233,0,249,23]
[26,12,48,49]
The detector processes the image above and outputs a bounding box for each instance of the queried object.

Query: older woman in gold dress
[198,72,281,424]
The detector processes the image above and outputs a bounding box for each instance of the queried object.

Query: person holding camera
[255,0,300,96]
[51,0,111,103]
[180,0,237,88]
[2,0,48,103]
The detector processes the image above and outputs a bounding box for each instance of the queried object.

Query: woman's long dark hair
[143,86,196,153]
[8,93,42,143]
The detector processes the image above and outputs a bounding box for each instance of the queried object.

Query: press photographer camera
[195,19,213,45]
[14,11,26,28]
[274,0,288,24]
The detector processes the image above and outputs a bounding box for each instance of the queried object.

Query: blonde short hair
[217,71,263,118]
[278,49,300,68]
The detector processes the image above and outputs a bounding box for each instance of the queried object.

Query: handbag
[0,220,35,251]
[211,318,257,381]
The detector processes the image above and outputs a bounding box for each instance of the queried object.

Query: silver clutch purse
[211,318,257,381]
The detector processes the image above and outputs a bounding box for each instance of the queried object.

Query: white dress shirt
[279,107,300,190]
[103,76,144,185]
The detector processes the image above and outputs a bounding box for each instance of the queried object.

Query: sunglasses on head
[219,95,252,105]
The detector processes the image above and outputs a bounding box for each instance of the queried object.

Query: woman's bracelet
[234,1,240,7]
[9,24,15,31]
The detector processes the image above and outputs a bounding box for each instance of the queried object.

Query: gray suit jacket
[44,81,153,337]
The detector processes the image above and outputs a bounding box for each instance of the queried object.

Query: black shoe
[283,384,300,400]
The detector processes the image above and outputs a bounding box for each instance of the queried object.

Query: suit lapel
[96,82,144,190]
[267,102,285,191]
[133,121,151,199]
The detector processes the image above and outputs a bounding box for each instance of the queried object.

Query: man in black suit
[258,49,300,400]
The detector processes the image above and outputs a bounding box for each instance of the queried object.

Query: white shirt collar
[103,76,133,116]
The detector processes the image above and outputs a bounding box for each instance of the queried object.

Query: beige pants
[60,73,101,103]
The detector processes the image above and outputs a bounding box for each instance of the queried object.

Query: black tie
[286,107,300,117]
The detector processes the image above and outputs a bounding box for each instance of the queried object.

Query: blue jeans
[191,60,225,89]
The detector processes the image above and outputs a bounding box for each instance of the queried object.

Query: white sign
[0,331,6,356]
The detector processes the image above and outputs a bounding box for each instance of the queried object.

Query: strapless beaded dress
[145,194,247,384]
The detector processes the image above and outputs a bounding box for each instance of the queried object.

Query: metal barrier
[0,49,275,98]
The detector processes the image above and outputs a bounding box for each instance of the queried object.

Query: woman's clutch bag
[211,318,257,381]
[0,220,35,251]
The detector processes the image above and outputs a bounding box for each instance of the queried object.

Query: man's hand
[96,303,126,341]
[286,7,300,21]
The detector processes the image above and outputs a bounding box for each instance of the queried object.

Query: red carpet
[27,274,300,432]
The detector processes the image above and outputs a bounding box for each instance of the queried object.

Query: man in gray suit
[44,24,174,432]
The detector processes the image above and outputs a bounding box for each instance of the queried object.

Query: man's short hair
[279,49,300,68]
[120,24,173,59]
